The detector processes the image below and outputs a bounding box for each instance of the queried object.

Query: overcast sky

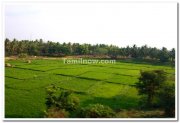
[5,2,177,49]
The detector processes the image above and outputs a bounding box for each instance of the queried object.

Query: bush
[77,104,115,118]
[45,84,79,111]
[44,107,69,118]
[54,91,79,111]
[18,53,28,58]
[65,95,79,111]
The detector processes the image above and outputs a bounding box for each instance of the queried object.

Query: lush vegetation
[157,81,175,117]
[5,38,175,63]
[5,58,175,118]
[5,38,175,118]
[136,70,167,107]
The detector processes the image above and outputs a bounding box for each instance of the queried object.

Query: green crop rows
[5,59,175,118]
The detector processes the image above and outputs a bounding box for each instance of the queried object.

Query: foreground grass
[5,59,175,118]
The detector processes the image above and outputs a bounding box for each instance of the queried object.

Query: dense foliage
[45,85,115,118]
[157,81,175,117]
[5,38,175,62]
[136,70,167,107]
[136,70,175,117]
[45,84,79,111]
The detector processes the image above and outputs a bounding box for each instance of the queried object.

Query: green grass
[5,59,175,118]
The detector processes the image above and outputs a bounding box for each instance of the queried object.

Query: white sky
[5,2,177,49]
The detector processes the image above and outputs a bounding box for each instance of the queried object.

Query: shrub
[44,107,69,118]
[18,53,28,58]
[45,84,79,111]
[65,95,79,111]
[55,90,79,111]
[77,104,115,118]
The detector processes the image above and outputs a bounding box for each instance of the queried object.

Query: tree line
[5,38,175,62]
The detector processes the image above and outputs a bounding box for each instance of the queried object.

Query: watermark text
[63,58,116,64]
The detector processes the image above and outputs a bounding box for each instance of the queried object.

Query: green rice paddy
[5,59,175,118]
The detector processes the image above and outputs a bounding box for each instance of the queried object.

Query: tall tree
[131,44,139,58]
[108,45,119,59]
[139,45,149,59]
[169,48,175,62]
[5,38,11,56]
[159,47,169,62]
[149,47,159,59]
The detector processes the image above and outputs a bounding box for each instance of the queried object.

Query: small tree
[136,70,166,107]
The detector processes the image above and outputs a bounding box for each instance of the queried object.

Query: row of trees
[5,38,175,62]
